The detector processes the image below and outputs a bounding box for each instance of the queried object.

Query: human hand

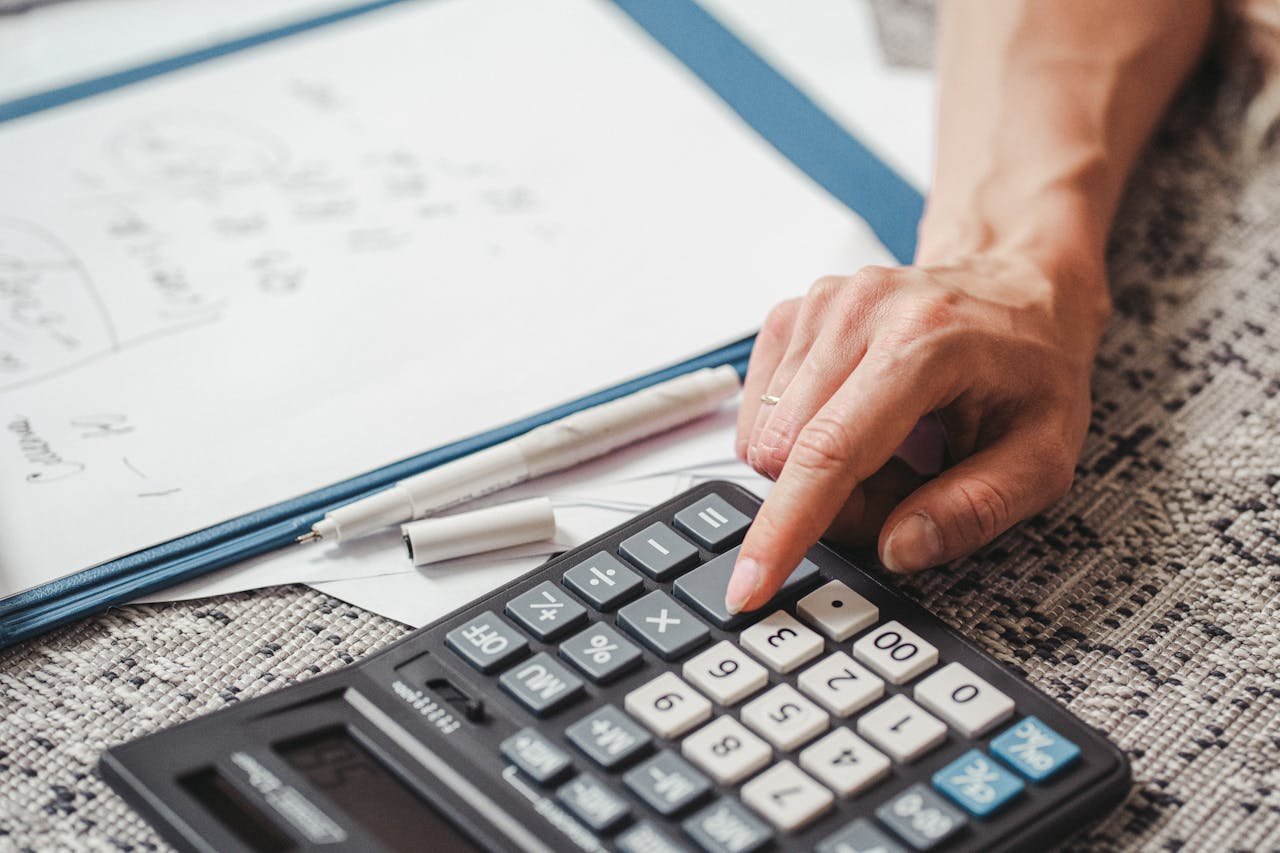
[726,252,1110,613]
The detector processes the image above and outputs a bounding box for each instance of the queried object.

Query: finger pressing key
[725,358,939,614]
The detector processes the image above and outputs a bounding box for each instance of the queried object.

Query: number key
[852,621,938,684]
[624,672,712,739]
[681,641,768,705]
[913,662,1014,737]
[740,683,829,750]
[797,652,884,717]
[740,760,833,832]
[856,695,947,763]
[681,716,771,785]
[798,728,890,797]
[740,610,824,673]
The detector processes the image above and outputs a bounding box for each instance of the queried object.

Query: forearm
[918,0,1214,319]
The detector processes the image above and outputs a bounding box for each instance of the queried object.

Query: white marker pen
[298,364,741,544]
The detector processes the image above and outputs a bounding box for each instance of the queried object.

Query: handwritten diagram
[0,219,117,390]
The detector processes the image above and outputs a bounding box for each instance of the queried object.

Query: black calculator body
[101,481,1130,852]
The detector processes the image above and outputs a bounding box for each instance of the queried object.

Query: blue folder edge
[0,0,924,647]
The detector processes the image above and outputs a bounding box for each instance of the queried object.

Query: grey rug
[4,9,1280,853]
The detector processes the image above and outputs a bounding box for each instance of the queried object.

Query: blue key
[989,716,1081,782]
[932,749,1024,817]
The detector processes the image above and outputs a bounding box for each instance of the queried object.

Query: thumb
[878,428,1076,573]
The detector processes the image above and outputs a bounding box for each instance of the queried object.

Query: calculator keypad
[442,487,1100,852]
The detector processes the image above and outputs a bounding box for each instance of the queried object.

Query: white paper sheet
[132,403,740,602]
[0,0,895,597]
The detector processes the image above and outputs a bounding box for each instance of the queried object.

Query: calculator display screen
[278,729,479,853]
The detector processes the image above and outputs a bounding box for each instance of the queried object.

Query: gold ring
[760,394,782,405]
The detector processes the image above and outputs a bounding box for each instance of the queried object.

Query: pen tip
[296,530,322,544]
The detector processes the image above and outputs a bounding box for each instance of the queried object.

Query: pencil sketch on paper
[0,218,117,390]
[109,112,290,190]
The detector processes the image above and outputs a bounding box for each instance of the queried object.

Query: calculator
[101,481,1130,852]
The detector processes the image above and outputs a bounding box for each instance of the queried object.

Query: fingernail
[883,512,943,573]
[725,557,761,614]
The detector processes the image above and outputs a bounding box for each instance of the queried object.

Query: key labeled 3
[740,610,824,673]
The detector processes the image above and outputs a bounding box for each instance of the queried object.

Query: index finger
[726,356,943,612]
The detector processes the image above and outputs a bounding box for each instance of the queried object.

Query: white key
[798,727,891,797]
[913,661,1015,737]
[797,652,884,717]
[852,621,938,684]
[740,760,833,831]
[796,580,878,641]
[740,611,824,673]
[681,716,772,785]
[856,694,947,763]
[624,672,712,739]
[740,683,829,750]
[682,641,769,705]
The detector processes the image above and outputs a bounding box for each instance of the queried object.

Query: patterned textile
[3,7,1280,853]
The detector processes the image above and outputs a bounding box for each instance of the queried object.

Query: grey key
[674,494,751,551]
[498,652,584,716]
[617,821,690,853]
[674,546,822,629]
[556,773,630,833]
[618,591,710,661]
[563,552,644,610]
[817,818,908,853]
[876,784,967,851]
[565,705,652,769]
[445,610,529,673]
[682,799,771,853]
[500,727,572,784]
[619,522,700,580]
[506,581,587,641]
[559,623,643,683]
[623,751,711,817]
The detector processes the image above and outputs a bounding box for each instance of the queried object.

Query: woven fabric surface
[4,10,1280,853]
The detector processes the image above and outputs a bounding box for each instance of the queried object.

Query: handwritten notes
[0,0,892,598]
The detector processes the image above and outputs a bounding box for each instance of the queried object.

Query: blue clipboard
[0,0,924,648]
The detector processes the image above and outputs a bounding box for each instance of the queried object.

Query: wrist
[915,185,1113,336]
